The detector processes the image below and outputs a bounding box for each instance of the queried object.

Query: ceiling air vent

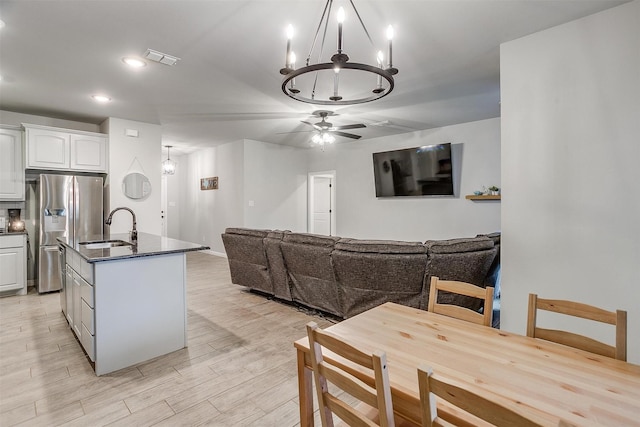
[143,49,180,66]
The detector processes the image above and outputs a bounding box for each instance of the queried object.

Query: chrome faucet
[105,207,138,242]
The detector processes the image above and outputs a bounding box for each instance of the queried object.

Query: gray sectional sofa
[221,228,499,319]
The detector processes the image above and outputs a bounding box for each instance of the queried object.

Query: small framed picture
[200,176,218,190]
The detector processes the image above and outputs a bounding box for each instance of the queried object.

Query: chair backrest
[427,277,494,326]
[417,365,541,427]
[306,321,395,427]
[526,294,627,361]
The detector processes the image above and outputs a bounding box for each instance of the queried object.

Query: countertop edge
[57,233,210,263]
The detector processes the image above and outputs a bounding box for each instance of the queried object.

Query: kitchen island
[57,232,209,375]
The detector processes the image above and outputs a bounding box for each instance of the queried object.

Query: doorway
[160,175,167,237]
[308,171,336,236]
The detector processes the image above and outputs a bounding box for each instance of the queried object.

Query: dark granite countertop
[57,232,210,263]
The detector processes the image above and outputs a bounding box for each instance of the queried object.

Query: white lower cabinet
[81,324,95,361]
[71,272,83,337]
[66,261,95,360]
[65,267,73,324]
[0,234,27,295]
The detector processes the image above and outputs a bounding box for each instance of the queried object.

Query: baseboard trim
[201,249,227,258]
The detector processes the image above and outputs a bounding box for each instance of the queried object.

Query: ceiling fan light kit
[280,0,398,106]
[302,110,365,147]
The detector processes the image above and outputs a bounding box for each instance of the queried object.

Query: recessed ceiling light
[122,57,146,68]
[92,94,112,103]
[0,20,5,29]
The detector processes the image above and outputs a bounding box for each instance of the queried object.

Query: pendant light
[162,145,176,175]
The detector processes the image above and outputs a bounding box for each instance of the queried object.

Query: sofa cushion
[335,238,427,254]
[225,227,271,238]
[425,236,497,311]
[221,230,272,295]
[264,230,292,301]
[333,237,428,318]
[477,232,501,294]
[425,236,494,254]
[283,232,340,247]
[281,233,342,317]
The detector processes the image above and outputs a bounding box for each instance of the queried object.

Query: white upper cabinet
[25,127,70,170]
[24,123,108,173]
[0,127,25,201]
[70,134,108,172]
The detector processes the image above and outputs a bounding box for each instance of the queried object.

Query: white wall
[177,142,245,255]
[243,139,308,232]
[307,118,502,241]
[500,1,640,363]
[174,139,309,254]
[102,118,162,236]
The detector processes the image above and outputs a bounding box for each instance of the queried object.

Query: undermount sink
[79,240,133,249]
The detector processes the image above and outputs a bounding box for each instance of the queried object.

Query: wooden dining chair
[427,277,494,326]
[306,321,418,427]
[527,294,627,361]
[417,365,541,427]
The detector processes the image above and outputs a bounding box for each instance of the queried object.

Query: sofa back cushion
[425,236,497,311]
[333,239,428,318]
[281,233,342,316]
[477,232,501,293]
[264,230,292,301]
[222,228,272,294]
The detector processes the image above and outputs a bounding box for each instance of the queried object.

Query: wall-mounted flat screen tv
[372,143,454,197]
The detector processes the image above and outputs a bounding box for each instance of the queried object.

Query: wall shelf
[465,195,501,200]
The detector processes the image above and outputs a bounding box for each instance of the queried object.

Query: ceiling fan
[301,110,366,140]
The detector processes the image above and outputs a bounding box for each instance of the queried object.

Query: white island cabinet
[59,232,209,375]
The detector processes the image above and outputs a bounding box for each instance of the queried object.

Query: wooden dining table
[294,302,640,427]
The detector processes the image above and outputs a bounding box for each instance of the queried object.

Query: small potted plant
[488,186,500,195]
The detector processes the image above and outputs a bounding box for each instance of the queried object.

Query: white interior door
[313,177,331,235]
[308,171,336,236]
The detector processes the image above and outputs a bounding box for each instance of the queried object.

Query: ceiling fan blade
[333,123,366,130]
[333,131,362,140]
[301,120,322,130]
[276,130,313,135]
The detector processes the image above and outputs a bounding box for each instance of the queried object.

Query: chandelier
[162,145,176,175]
[280,0,397,106]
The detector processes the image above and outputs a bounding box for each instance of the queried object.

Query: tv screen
[372,143,454,197]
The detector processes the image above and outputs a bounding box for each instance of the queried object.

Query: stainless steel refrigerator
[37,174,104,293]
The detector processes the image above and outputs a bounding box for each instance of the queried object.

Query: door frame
[308,170,336,236]
[160,175,168,237]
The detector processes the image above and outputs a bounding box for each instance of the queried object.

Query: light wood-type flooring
[0,252,337,426]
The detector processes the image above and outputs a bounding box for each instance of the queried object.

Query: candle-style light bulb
[288,51,300,93]
[376,51,384,89]
[386,25,394,68]
[289,51,296,68]
[285,24,293,68]
[329,66,342,101]
[337,7,345,53]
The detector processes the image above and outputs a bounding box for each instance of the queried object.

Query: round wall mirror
[122,172,151,200]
